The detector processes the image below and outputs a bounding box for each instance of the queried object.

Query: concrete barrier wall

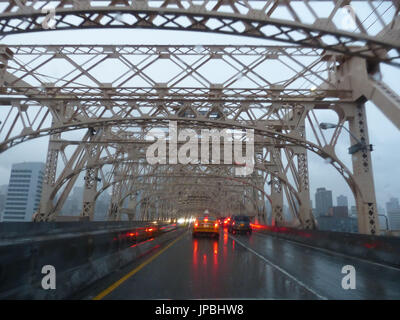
[0,222,182,299]
[254,225,400,268]
[0,221,153,239]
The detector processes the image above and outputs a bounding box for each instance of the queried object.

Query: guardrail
[0,221,181,299]
[251,224,400,268]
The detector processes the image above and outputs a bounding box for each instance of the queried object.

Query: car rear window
[234,216,250,222]
[197,216,216,221]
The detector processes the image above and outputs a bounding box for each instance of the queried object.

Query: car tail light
[232,221,235,226]
[194,222,198,228]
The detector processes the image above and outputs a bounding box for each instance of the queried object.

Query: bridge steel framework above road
[0,0,399,235]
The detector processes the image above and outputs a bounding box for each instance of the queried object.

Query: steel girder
[0,1,399,65]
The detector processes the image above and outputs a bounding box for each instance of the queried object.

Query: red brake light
[232,221,235,225]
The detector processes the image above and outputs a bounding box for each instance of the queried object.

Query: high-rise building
[1,162,45,222]
[315,187,333,216]
[350,206,357,217]
[0,194,6,214]
[386,198,400,230]
[386,197,400,213]
[337,195,348,208]
[329,206,349,218]
[387,209,400,230]
[0,185,7,214]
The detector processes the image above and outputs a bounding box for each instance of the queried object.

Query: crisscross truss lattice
[0,1,399,65]
[0,44,353,151]
[44,132,301,222]
[0,40,390,233]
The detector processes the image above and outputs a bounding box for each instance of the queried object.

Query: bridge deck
[84,229,400,300]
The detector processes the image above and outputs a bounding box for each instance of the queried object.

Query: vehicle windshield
[2,1,397,303]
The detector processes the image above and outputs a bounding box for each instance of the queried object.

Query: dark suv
[228,215,252,234]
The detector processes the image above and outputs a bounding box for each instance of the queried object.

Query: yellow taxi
[192,216,219,239]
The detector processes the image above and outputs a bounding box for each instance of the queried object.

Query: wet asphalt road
[96,228,400,300]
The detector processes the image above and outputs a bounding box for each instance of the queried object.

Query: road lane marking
[93,231,187,300]
[228,234,328,300]
[254,232,400,272]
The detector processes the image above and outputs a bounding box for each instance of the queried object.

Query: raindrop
[235,71,246,83]
[324,157,333,164]
[115,12,124,23]
[194,45,204,53]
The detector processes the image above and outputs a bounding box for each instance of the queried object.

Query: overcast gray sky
[0,20,399,211]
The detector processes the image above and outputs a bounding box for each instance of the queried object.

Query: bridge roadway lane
[91,229,400,300]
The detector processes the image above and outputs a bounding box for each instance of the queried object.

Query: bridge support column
[35,134,60,221]
[270,148,284,226]
[270,175,284,227]
[127,194,138,221]
[108,180,122,221]
[35,102,66,221]
[81,144,100,220]
[296,148,314,229]
[348,102,380,235]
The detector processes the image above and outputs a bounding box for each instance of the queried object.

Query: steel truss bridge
[0,0,399,237]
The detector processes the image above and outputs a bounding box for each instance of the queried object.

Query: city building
[329,206,349,218]
[0,193,6,214]
[350,206,357,217]
[387,209,400,230]
[315,187,333,216]
[316,216,358,233]
[386,197,400,212]
[1,162,45,222]
[0,185,7,214]
[337,195,348,208]
[385,197,400,230]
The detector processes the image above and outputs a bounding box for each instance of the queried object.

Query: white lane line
[254,232,400,272]
[229,234,328,300]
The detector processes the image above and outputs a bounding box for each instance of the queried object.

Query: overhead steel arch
[104,173,273,211]
[49,157,281,206]
[46,159,293,217]
[3,115,362,202]
[0,1,399,65]
[120,187,260,218]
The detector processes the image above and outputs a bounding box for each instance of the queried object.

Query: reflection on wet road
[100,229,400,300]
